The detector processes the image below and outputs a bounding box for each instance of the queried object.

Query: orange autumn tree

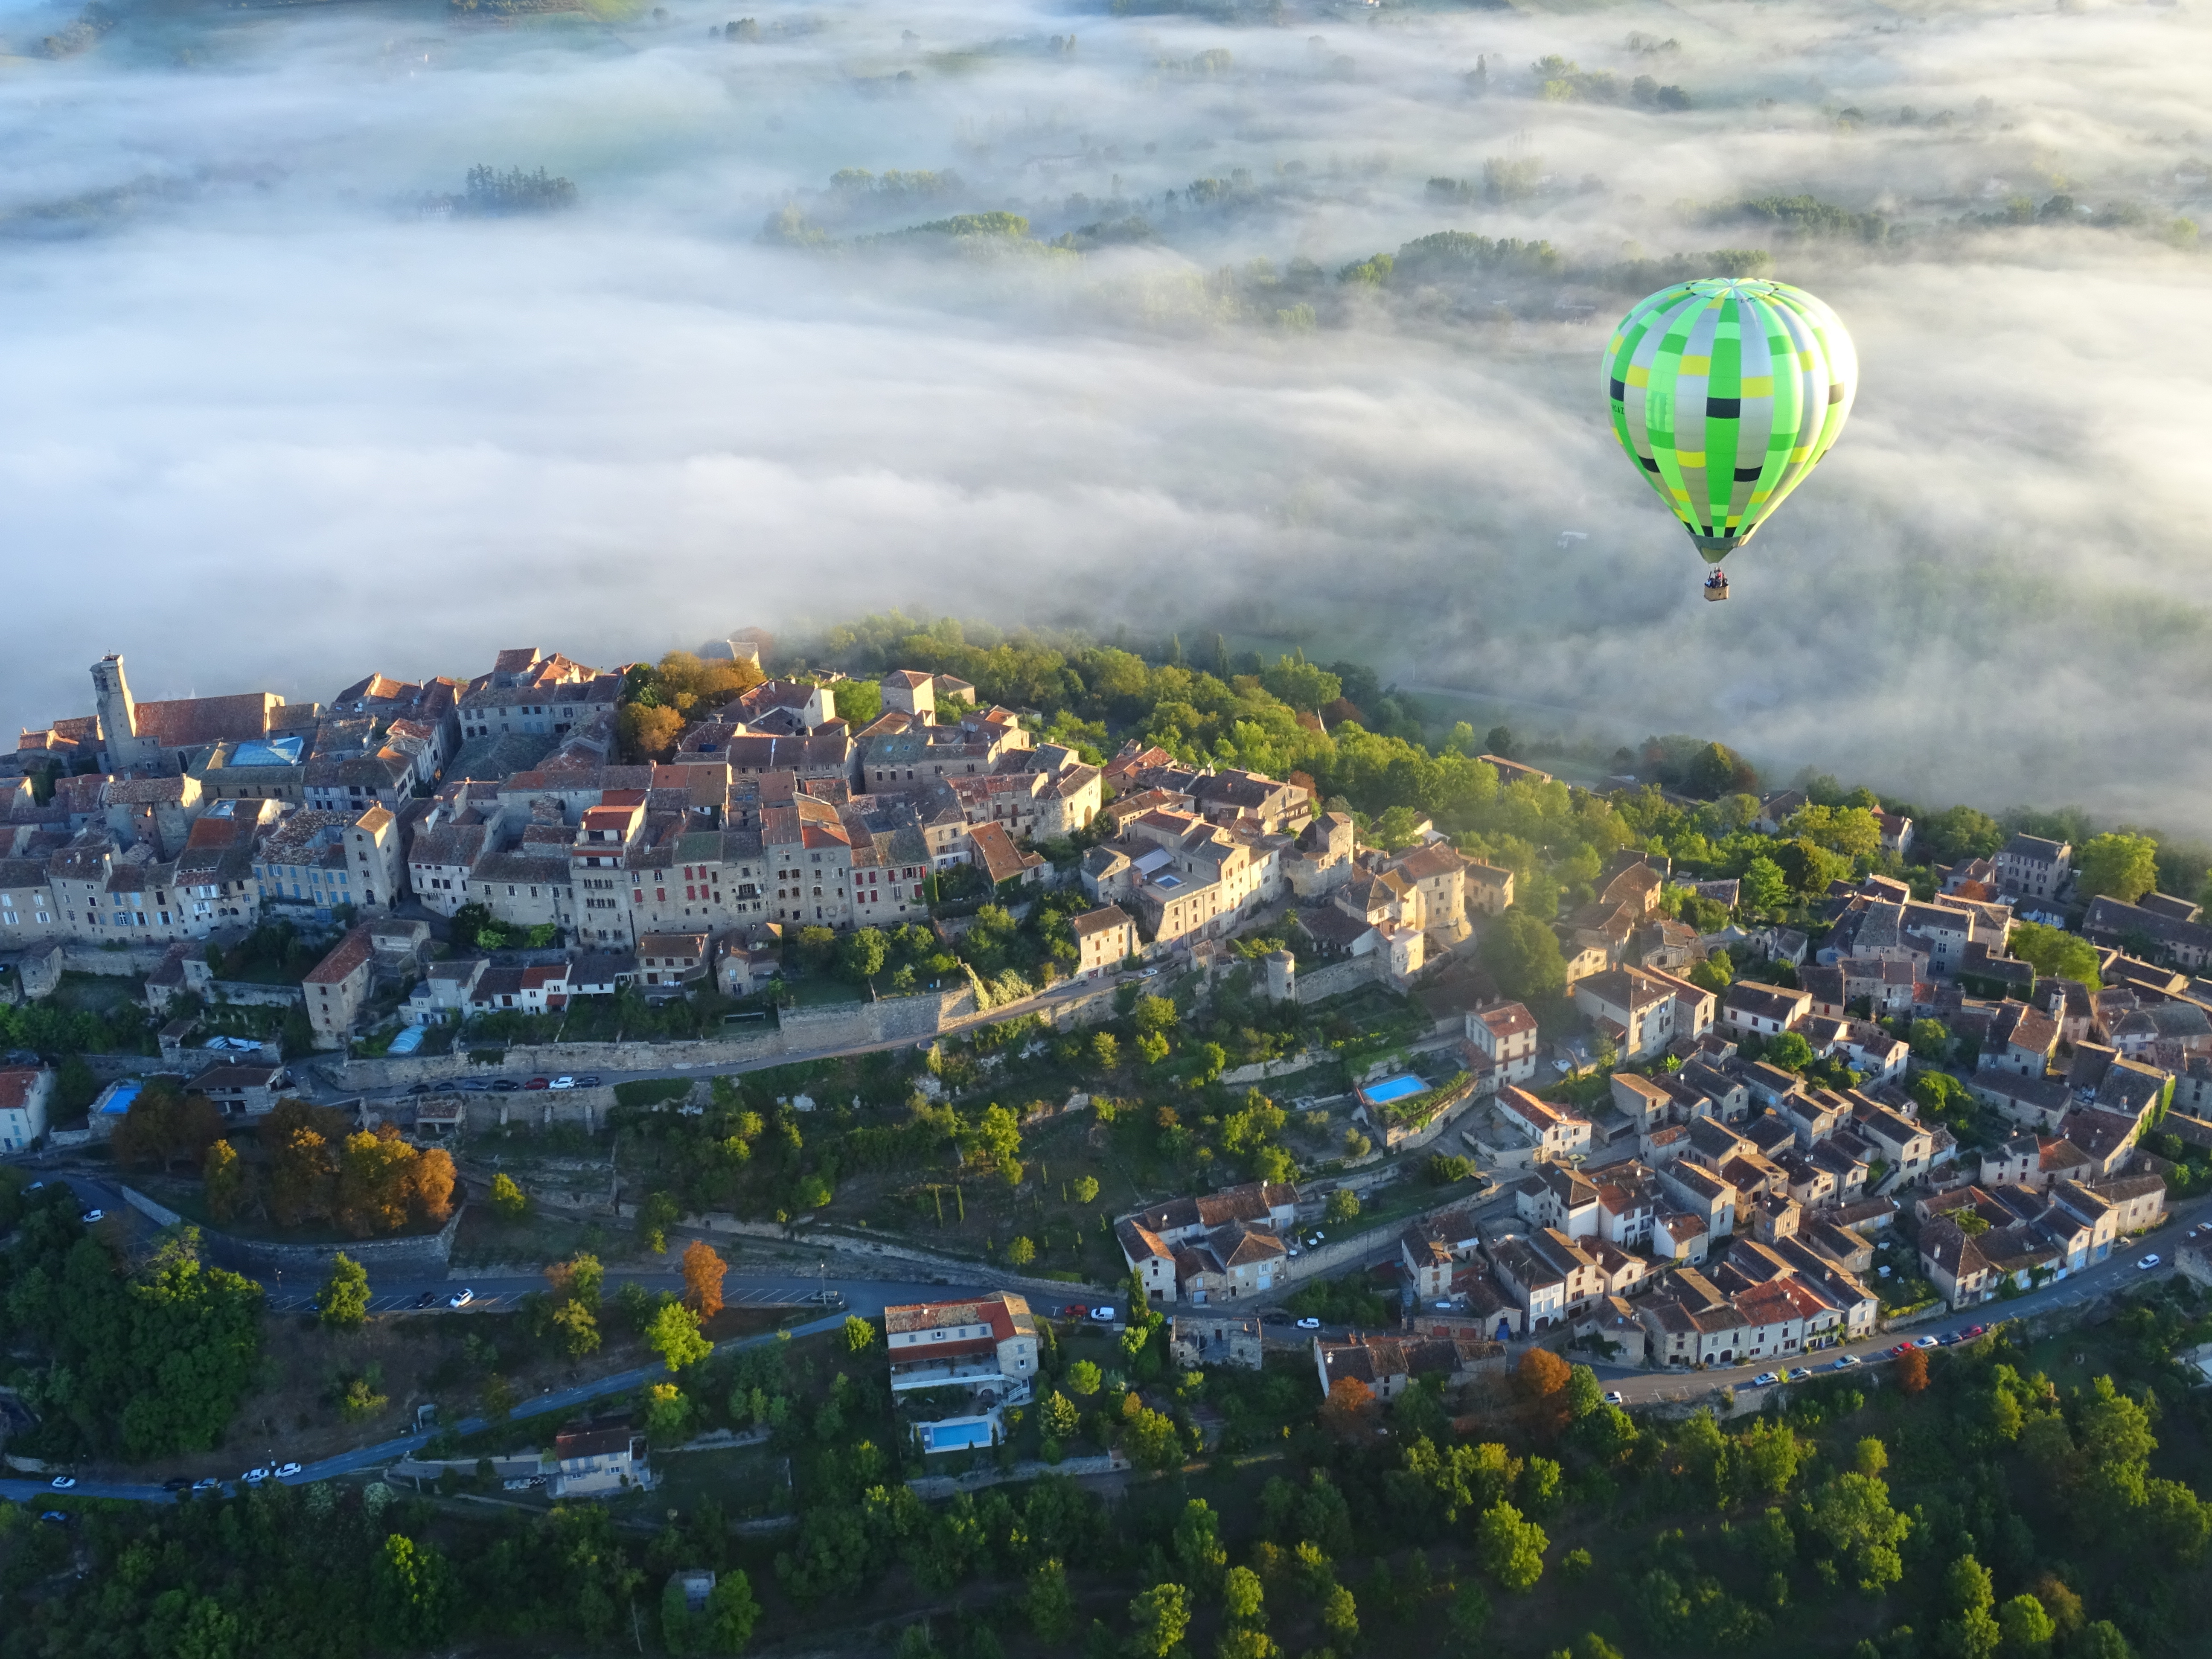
[259,1102,454,1237]
[1897,1347,1930,1395]
[1516,1347,1574,1438]
[1318,1376,1375,1438]
[681,1240,728,1319]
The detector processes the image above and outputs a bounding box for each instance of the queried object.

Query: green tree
[1260,655,1342,712]
[202,1138,246,1222]
[1480,909,1566,1000]
[1127,1582,1192,1658]
[1740,856,1790,913]
[644,1381,694,1444]
[1214,1633,1277,1659]
[1173,1499,1227,1591]
[1006,1235,1037,1266]
[1997,1594,2055,1655]
[1073,1176,1102,1204]
[1476,1501,1547,1591]
[1805,1472,1911,1593]
[2074,833,2159,904]
[1133,995,1179,1037]
[1326,1187,1361,1223]
[550,1298,602,1357]
[840,927,890,982]
[1043,1391,1080,1438]
[1924,805,2004,863]
[646,1301,714,1372]
[1910,1018,1951,1061]
[1320,1582,1359,1647]
[1091,1032,1120,1070]
[1686,741,1755,798]
[637,1189,681,1253]
[1765,1030,1815,1072]
[1067,1360,1102,1397]
[2069,1624,2134,1659]
[1137,1032,1170,1065]
[1222,1565,1265,1627]
[317,1252,371,1331]
[488,1171,530,1222]
[1939,1554,2001,1659]
[1447,1580,1492,1652]
[844,1314,879,1353]
[1027,1558,1078,1643]
[2008,921,2100,984]
[371,1533,455,1648]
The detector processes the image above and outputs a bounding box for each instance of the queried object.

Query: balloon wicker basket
[1702,572,1730,602]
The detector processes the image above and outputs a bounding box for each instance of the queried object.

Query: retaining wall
[206,981,306,1009]
[1292,955,1385,1005]
[121,1184,466,1277]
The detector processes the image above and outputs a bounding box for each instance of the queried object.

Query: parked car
[406,1082,434,1095]
[414,1292,438,1309]
[242,1468,269,1484]
[457,1079,491,1092]
[1295,1317,1322,1331]
[80,1209,104,1223]
[1965,1325,1987,1339]
[1604,1390,1625,1406]
[448,1289,475,1309]
[524,1077,551,1091]
[191,1477,221,1493]
[489,1079,520,1093]
[1060,1304,1090,1319]
[1261,1311,1293,1325]
[1912,1335,1941,1350]
[1750,1373,1779,1388]
[49,1476,76,1490]
[575,1074,602,1088]
[1888,1343,1914,1357]
[2137,1253,2161,1270]
[1090,1307,1119,1323]
[24,1180,42,1191]
[1832,1354,1864,1370]
[275,1462,301,1479]
[38,1512,70,1526]
[549,1076,576,1090]
[163,1477,192,1492]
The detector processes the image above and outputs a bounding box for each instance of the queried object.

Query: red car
[524,1077,551,1091]
[1965,1324,1986,1339]
[1060,1304,1089,1320]
[1889,1343,1914,1358]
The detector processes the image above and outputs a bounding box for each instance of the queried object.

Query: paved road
[0,1310,853,1509]
[1596,1193,2209,1404]
[297,969,1138,1108]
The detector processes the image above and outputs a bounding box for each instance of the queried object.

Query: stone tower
[90,654,148,770]
[1265,949,1297,1004]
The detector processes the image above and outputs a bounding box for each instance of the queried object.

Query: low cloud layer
[2,0,2209,821]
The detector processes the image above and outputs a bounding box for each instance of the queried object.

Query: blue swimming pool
[918,1419,995,1454]
[1362,1074,1428,1105]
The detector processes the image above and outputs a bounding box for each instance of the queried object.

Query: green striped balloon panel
[1605,279,1856,558]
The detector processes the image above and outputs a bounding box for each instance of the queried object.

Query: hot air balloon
[1603,277,1855,601]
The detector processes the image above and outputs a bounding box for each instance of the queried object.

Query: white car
[1089,1306,1118,1323]
[81,1209,104,1223]
[1832,1354,1864,1370]
[448,1289,475,1309]
[192,1478,221,1493]
[549,1076,576,1090]
[2136,1254,2161,1271]
[49,1476,76,1490]
[242,1467,270,1484]
[1604,1390,1625,1406]
[1295,1316,1322,1330]
[1750,1372,1780,1387]
[275,1462,302,1479]
[1912,1335,1941,1350]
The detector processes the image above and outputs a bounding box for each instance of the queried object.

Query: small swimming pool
[917,1419,995,1454]
[1361,1074,1428,1105]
